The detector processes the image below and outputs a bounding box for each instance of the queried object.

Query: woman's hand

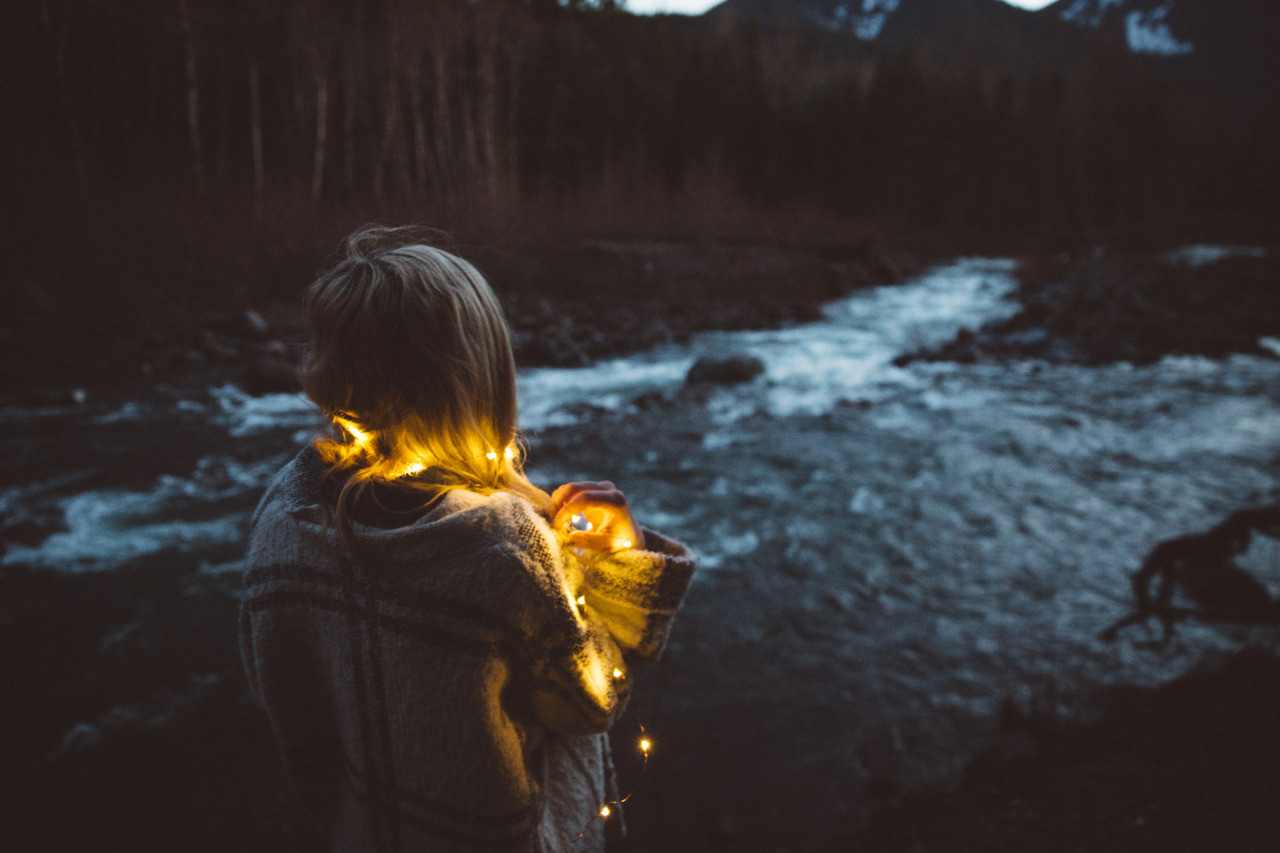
[550,480,645,555]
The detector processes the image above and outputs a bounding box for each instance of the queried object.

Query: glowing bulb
[640,738,651,753]
[618,539,632,549]
[599,805,610,818]
[576,595,586,607]
[336,417,369,445]
[504,446,515,460]
[486,451,498,461]
[613,668,624,679]
[568,513,593,533]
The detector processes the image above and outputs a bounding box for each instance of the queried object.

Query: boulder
[243,353,301,395]
[684,354,765,386]
[1,506,68,548]
[243,309,271,336]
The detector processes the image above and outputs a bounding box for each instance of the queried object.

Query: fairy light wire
[572,723,652,843]
[558,507,659,843]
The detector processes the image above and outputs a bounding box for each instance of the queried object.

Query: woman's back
[240,228,695,851]
[243,450,694,852]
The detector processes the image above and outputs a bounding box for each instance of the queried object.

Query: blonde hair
[304,225,549,547]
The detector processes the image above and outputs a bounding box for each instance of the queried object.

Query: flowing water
[3,256,1278,850]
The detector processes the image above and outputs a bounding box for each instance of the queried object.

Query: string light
[562,515,637,554]
[573,724,653,843]
[325,419,522,485]
[557,508,655,844]
[334,416,370,446]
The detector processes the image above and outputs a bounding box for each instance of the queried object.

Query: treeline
[7,0,1277,249]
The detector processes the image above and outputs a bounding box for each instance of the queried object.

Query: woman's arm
[550,481,696,663]
[574,528,696,665]
[503,490,695,736]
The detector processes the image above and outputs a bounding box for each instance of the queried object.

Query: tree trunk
[461,93,480,192]
[311,58,329,202]
[431,45,454,199]
[343,48,356,195]
[249,61,264,208]
[372,73,399,204]
[406,58,442,204]
[475,21,500,195]
[501,20,529,201]
[372,2,401,204]
[176,0,204,195]
[39,0,88,210]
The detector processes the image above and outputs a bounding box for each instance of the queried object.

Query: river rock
[243,309,271,336]
[1,507,68,548]
[684,354,765,386]
[243,352,300,395]
[517,327,591,368]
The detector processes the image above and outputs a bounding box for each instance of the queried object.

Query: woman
[239,226,695,852]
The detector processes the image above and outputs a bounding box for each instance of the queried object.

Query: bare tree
[39,0,88,209]
[249,61,264,207]
[176,0,204,195]
[406,56,439,203]
[371,69,400,203]
[311,50,330,202]
[429,15,457,201]
[342,17,360,196]
[371,0,402,204]
[474,2,502,196]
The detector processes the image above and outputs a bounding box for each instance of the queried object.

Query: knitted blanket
[240,449,696,852]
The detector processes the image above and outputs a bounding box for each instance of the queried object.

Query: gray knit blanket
[240,450,696,852]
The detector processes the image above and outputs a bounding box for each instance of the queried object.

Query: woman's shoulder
[426,490,574,605]
[245,449,327,561]
[246,454,566,589]
[247,449,307,523]
[450,490,563,569]
[377,491,573,629]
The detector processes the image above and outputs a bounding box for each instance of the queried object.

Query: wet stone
[685,354,766,386]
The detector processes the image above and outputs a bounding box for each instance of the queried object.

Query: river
[3,255,1277,851]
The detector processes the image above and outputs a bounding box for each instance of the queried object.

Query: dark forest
[10,0,1278,246]
[8,0,1276,392]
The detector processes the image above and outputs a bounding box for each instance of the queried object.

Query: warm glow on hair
[304,226,550,548]
[315,413,528,489]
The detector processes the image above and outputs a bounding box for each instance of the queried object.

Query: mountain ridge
[706,0,1278,97]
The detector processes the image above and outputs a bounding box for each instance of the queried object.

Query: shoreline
[845,645,1280,852]
[9,237,1277,413]
[0,238,919,408]
[896,247,1280,369]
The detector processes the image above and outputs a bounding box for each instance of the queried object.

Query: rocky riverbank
[0,237,914,405]
[846,645,1280,853]
[896,247,1280,367]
